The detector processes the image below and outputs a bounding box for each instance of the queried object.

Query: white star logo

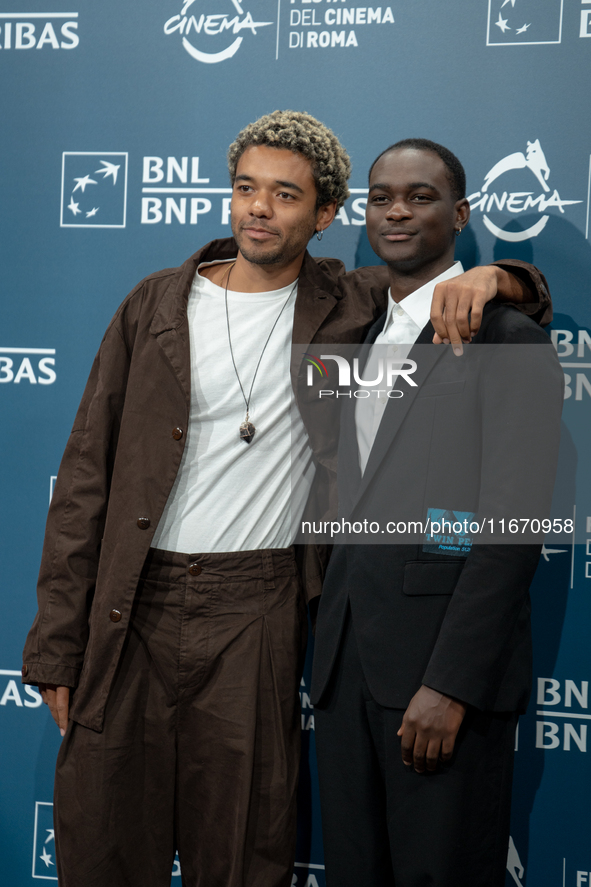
[495,13,511,32]
[515,23,530,34]
[86,207,100,218]
[67,197,82,216]
[95,160,120,185]
[72,174,98,193]
[40,847,54,868]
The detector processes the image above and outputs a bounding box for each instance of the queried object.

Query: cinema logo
[0,12,79,50]
[536,677,590,752]
[0,347,56,385]
[468,140,582,242]
[164,0,273,64]
[306,353,417,399]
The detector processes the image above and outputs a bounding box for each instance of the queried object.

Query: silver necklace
[224,263,298,444]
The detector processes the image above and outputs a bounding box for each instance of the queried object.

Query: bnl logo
[32,803,57,880]
[486,0,563,45]
[32,802,183,879]
[60,152,128,228]
[536,678,590,751]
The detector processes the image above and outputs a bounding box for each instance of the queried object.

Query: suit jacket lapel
[349,320,448,514]
[336,310,387,511]
[362,312,388,350]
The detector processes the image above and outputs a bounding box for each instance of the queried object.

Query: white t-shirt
[151,261,315,553]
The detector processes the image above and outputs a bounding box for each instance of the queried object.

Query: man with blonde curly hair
[227,109,352,211]
[23,109,551,887]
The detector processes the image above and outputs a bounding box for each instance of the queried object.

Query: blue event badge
[423,508,476,556]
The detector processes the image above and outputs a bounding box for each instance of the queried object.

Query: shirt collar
[383,261,464,333]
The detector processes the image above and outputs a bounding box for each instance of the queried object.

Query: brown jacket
[21,238,551,730]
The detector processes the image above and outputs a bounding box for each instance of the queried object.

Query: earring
[455,228,462,237]
[316,229,323,241]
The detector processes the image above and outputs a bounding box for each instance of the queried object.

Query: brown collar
[150,237,344,338]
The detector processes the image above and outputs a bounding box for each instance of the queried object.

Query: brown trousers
[54,547,307,887]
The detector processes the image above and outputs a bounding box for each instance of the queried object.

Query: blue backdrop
[1,1,591,884]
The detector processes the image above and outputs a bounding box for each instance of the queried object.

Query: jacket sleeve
[348,260,553,326]
[421,324,564,710]
[22,318,132,689]
[295,543,331,607]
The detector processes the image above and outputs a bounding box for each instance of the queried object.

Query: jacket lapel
[149,238,239,406]
[337,311,387,510]
[349,320,448,514]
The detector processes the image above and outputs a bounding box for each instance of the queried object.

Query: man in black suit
[310,139,564,887]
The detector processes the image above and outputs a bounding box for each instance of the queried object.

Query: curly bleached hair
[227,110,351,210]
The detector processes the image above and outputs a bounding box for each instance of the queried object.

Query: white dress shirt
[355,261,464,474]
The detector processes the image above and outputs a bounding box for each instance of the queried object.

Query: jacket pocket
[403,560,465,595]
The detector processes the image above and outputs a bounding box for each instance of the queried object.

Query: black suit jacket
[311,302,564,713]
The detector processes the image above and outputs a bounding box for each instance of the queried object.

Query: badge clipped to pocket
[423,508,476,556]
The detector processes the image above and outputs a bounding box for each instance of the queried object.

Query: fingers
[39,683,69,736]
[44,686,60,728]
[430,268,499,353]
[440,732,457,763]
[426,739,442,773]
[412,733,429,773]
[440,293,470,349]
[431,283,469,356]
[429,285,448,344]
[399,687,467,773]
[467,297,484,339]
[400,723,416,768]
[56,686,70,737]
[400,728,442,773]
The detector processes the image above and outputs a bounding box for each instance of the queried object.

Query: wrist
[491,264,525,302]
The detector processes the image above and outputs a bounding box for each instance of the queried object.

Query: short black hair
[368,138,466,201]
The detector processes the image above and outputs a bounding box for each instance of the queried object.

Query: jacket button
[137,517,150,529]
[188,562,202,576]
[172,427,183,440]
[21,664,28,677]
[110,609,122,623]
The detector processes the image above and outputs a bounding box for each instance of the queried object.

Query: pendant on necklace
[240,420,256,444]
